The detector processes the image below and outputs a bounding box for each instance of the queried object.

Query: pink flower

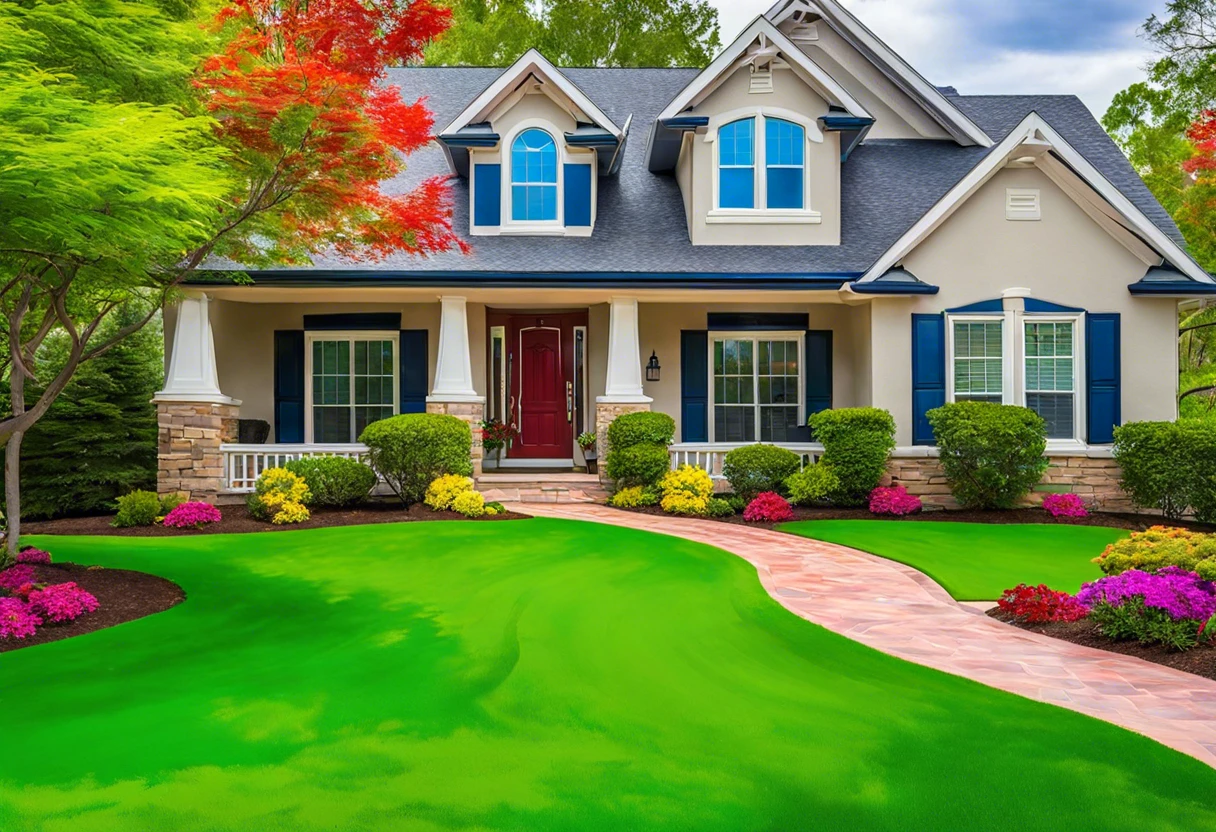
[15,548,51,565]
[26,582,99,624]
[869,485,922,516]
[1042,493,1088,518]
[0,597,41,640]
[0,564,37,593]
[163,501,222,529]
[743,492,794,523]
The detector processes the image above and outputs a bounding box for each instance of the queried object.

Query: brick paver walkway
[524,504,1216,768]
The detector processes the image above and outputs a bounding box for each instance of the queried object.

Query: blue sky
[712,0,1168,118]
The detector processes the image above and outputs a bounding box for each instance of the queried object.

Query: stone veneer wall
[157,402,240,502]
[594,402,651,487]
[884,455,1133,512]
[426,401,485,476]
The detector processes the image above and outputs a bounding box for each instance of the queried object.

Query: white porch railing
[668,443,824,480]
[221,444,370,493]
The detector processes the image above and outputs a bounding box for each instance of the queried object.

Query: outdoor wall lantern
[645,351,661,383]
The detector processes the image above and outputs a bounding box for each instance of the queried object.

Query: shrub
[15,547,51,565]
[451,490,486,518]
[785,464,839,507]
[159,493,187,515]
[927,402,1049,509]
[608,486,646,509]
[997,584,1089,623]
[743,492,794,523]
[808,408,897,506]
[0,565,37,592]
[722,445,801,502]
[163,501,223,529]
[706,498,735,518]
[248,468,311,525]
[113,490,162,528]
[725,494,747,514]
[285,457,377,508]
[1078,567,1216,650]
[360,413,473,505]
[659,464,714,516]
[1042,493,1088,518]
[1113,421,1216,521]
[869,484,922,516]
[1094,527,1216,578]
[606,412,676,450]
[0,598,41,640]
[485,501,507,516]
[605,444,671,488]
[27,582,99,624]
[425,475,475,511]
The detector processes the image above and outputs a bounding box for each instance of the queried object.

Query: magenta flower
[0,597,41,640]
[163,501,222,529]
[15,547,52,565]
[0,564,37,593]
[26,582,99,624]
[1042,493,1088,518]
[869,485,922,516]
[1077,567,1216,622]
[743,492,794,523]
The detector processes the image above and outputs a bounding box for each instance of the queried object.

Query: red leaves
[1184,110,1216,174]
[997,584,1089,623]
[199,0,463,263]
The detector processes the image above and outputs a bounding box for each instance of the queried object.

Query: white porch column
[597,297,652,405]
[428,296,483,403]
[154,294,239,406]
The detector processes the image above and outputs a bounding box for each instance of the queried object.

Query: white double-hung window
[709,109,820,222]
[306,333,398,443]
[950,319,1005,404]
[710,333,804,443]
[1023,319,1079,440]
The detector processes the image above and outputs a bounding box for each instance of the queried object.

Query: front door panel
[517,327,567,457]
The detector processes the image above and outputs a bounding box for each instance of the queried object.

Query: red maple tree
[1184,110,1216,174]
[198,0,467,265]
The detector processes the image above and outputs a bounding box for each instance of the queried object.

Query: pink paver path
[523,504,1216,768]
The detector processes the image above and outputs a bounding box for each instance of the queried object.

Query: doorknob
[566,381,573,423]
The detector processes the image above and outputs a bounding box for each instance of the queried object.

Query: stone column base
[883,455,1132,512]
[595,401,652,488]
[156,401,240,503]
[426,400,485,477]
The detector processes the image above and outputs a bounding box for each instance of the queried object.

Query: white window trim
[945,311,1087,444]
[707,331,806,444]
[704,107,823,224]
[304,331,400,444]
[504,121,563,230]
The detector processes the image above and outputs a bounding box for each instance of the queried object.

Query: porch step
[477,473,608,504]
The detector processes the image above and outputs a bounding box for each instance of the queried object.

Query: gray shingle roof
[226,67,1184,277]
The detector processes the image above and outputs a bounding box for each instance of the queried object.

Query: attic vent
[1006,188,1041,221]
[788,21,819,43]
[749,65,774,94]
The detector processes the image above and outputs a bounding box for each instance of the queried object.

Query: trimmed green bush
[359,414,472,505]
[706,497,735,518]
[113,490,162,527]
[606,412,675,450]
[285,456,377,508]
[605,444,671,489]
[785,463,840,506]
[722,444,801,502]
[1113,420,1216,522]
[928,402,1049,510]
[159,493,187,515]
[808,408,896,506]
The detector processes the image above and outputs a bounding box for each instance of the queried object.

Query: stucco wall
[679,66,842,246]
[874,166,1178,445]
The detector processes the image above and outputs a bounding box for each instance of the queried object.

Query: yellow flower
[425,475,475,511]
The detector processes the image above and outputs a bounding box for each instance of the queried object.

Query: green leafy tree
[426,0,720,67]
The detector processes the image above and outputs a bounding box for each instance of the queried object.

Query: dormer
[437,50,628,237]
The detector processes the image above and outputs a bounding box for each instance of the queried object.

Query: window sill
[706,210,822,225]
[472,225,593,237]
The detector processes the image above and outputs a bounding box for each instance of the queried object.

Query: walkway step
[478,474,608,504]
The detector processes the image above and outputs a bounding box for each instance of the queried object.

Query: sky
[712,0,1169,119]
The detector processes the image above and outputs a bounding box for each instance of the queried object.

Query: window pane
[313,407,351,443]
[760,407,800,442]
[765,118,804,166]
[719,168,755,209]
[355,341,367,375]
[719,118,755,166]
[714,406,755,443]
[766,167,803,209]
[952,320,1003,400]
[1027,393,1075,439]
[1025,321,1076,438]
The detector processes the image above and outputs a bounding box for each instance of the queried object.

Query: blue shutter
[400,330,428,415]
[274,330,305,443]
[1086,314,1121,444]
[564,164,592,226]
[473,163,501,227]
[681,330,709,442]
[805,330,833,416]
[911,314,946,445]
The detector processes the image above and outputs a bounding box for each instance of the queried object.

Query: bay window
[711,333,803,442]
[307,333,398,443]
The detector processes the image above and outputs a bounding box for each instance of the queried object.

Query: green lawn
[2,519,1212,831]
[781,520,1127,601]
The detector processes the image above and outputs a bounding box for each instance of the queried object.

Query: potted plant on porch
[480,419,518,468]
[577,432,599,474]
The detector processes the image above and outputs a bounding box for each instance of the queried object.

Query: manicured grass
[3,520,1212,831]
[780,520,1128,600]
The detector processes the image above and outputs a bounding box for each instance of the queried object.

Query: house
[154,0,1216,508]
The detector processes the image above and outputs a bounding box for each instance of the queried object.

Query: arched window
[765,118,804,209]
[718,118,756,209]
[511,129,558,222]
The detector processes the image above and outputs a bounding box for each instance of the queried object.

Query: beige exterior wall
[872,166,1178,445]
[677,66,842,246]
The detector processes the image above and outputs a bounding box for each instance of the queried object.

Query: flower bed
[0,549,101,645]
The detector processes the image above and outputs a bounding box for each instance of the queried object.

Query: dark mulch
[987,608,1216,682]
[22,502,532,538]
[1,562,185,653]
[617,504,1214,533]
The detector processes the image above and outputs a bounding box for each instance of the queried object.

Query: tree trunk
[3,431,22,561]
